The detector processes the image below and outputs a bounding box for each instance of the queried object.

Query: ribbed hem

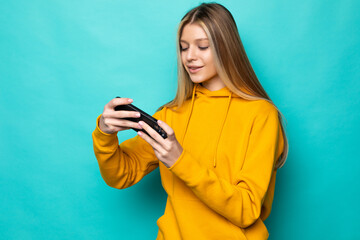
[92,114,118,143]
[168,148,187,171]
[168,149,204,186]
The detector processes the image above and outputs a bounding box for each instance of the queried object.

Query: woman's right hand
[99,97,142,134]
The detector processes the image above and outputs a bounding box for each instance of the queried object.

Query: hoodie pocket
[171,198,247,240]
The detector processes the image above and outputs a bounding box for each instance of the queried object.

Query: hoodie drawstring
[180,84,197,146]
[213,93,232,167]
[180,84,233,168]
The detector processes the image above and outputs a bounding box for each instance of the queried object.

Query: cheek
[204,52,216,70]
[181,53,187,66]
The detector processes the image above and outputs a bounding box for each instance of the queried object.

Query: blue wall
[1,0,359,239]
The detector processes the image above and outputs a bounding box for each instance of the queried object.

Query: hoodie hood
[180,83,240,168]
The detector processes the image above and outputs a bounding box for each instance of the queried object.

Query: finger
[107,97,133,109]
[105,118,142,129]
[105,110,141,120]
[137,130,163,152]
[139,121,166,145]
[157,120,175,138]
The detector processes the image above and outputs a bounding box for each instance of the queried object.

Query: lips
[187,65,203,74]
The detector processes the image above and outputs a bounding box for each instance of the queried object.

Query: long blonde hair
[157,2,288,169]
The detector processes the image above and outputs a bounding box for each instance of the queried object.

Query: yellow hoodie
[92,83,284,240]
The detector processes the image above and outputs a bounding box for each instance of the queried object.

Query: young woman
[92,2,288,240]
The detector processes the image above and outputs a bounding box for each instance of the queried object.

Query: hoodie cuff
[93,114,118,145]
[168,148,205,186]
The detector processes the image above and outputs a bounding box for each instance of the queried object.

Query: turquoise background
[1,0,359,239]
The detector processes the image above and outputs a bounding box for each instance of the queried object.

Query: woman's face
[180,23,224,90]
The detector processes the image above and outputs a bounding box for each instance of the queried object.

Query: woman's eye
[180,46,208,51]
[180,47,188,51]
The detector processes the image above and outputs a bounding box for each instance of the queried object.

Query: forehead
[180,23,209,42]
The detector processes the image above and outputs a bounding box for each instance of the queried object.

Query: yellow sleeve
[92,108,165,189]
[168,106,284,228]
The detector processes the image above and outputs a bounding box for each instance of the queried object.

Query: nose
[186,46,197,62]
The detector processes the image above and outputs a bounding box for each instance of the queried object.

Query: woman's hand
[99,98,142,134]
[137,120,183,168]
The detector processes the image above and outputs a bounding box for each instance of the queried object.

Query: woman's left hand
[137,120,183,168]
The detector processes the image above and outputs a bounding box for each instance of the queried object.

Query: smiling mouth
[188,66,203,73]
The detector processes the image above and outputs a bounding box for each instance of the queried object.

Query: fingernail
[139,121,143,125]
[128,99,133,102]
[158,120,162,124]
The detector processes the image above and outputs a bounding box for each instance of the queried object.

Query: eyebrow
[180,38,209,43]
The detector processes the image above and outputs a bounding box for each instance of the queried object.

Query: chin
[189,76,208,84]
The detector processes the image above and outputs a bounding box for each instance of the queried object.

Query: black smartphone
[114,97,167,139]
